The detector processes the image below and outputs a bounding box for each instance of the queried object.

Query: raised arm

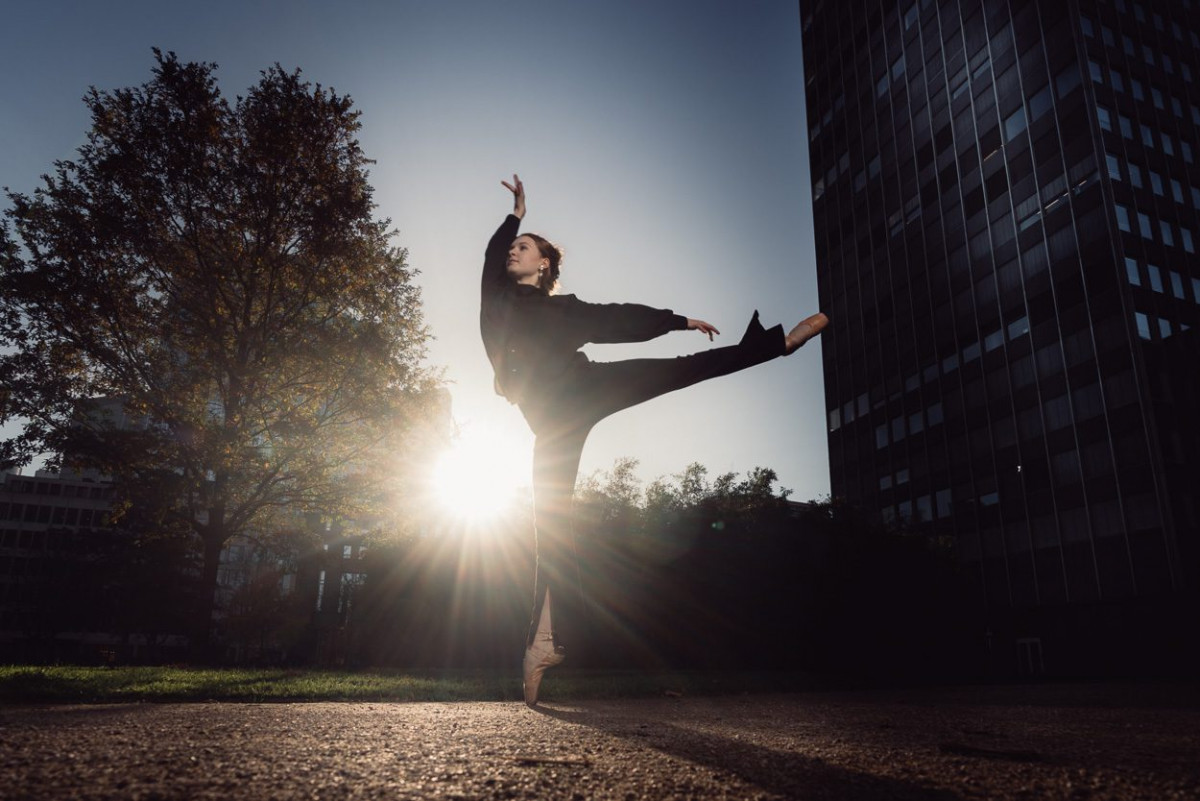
[501,174,526,220]
[482,175,526,293]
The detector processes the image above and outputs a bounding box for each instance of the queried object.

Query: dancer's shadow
[535,702,959,800]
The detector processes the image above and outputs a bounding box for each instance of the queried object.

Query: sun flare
[431,426,529,525]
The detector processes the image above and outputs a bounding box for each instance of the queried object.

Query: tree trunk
[194,531,225,663]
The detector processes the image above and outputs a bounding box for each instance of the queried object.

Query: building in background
[801,0,1199,674]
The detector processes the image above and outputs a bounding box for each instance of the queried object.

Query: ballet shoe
[785,312,829,354]
[523,633,566,707]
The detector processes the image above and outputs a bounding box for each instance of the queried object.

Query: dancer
[480,175,827,706]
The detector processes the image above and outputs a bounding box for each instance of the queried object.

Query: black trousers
[518,312,786,651]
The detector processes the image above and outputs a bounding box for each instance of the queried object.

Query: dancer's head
[508,233,562,294]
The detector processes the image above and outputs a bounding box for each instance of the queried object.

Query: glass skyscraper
[800,0,1199,673]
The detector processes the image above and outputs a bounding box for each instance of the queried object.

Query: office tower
[800,0,1199,672]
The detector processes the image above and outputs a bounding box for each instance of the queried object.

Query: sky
[0,0,828,501]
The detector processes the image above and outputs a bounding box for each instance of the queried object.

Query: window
[985,328,1005,351]
[1143,45,1155,66]
[1125,257,1141,286]
[1106,153,1121,179]
[877,73,890,97]
[1030,85,1052,121]
[1141,124,1154,147]
[1152,87,1164,109]
[829,408,841,431]
[1089,60,1104,83]
[951,73,969,99]
[1111,70,1125,92]
[1055,64,1081,97]
[1159,318,1172,338]
[1148,263,1164,292]
[927,402,943,425]
[1128,163,1143,188]
[1004,107,1027,142]
[1161,221,1174,247]
[1172,179,1184,203]
[936,489,952,518]
[1044,394,1072,430]
[1150,171,1164,195]
[909,411,924,434]
[1183,228,1195,253]
[1170,271,1185,298]
[1138,212,1153,239]
[892,54,906,80]
[1162,134,1174,156]
[1119,115,1133,138]
[1081,16,1095,37]
[1008,316,1030,339]
[1183,142,1194,164]
[1115,204,1131,231]
[876,424,888,449]
[916,495,933,522]
[1097,106,1113,131]
[1131,78,1144,100]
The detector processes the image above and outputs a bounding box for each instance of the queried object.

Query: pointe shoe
[523,634,566,707]
[523,588,565,707]
[785,312,828,354]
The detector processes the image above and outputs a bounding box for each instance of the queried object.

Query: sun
[430,426,529,525]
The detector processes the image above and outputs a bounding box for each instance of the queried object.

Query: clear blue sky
[1,0,828,500]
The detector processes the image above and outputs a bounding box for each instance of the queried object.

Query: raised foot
[785,312,829,354]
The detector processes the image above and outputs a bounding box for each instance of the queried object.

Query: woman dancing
[480,175,827,706]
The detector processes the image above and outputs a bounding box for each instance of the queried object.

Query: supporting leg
[524,422,589,706]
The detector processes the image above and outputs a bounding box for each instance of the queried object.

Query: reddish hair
[521,233,563,295]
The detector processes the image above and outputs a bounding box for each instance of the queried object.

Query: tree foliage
[0,50,440,649]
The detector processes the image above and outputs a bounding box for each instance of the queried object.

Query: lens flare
[430,427,528,525]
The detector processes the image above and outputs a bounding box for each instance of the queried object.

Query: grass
[0,665,819,704]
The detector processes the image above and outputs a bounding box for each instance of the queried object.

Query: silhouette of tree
[0,50,439,656]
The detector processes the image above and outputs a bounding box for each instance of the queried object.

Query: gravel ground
[0,684,1197,800]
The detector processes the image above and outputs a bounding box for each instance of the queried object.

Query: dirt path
[1,685,1197,799]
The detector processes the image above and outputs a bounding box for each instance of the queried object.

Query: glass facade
[801,0,1199,627]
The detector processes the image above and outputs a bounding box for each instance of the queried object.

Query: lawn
[0,665,817,704]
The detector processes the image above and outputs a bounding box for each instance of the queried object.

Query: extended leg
[570,310,788,426]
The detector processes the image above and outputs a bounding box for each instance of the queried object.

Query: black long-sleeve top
[480,215,688,405]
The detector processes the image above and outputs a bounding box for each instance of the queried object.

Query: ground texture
[1,683,1197,800]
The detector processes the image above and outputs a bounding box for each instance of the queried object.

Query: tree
[0,50,440,656]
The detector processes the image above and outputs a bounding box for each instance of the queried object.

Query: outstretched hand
[687,318,720,341]
[501,174,526,219]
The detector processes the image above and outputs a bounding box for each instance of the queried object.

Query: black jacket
[480,215,687,405]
